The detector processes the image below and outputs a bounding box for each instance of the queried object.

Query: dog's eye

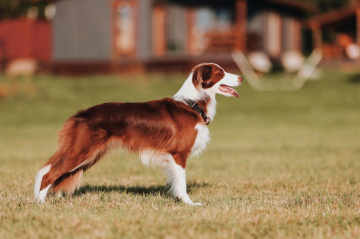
[215,69,224,75]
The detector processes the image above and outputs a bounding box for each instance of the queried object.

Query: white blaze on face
[207,71,242,98]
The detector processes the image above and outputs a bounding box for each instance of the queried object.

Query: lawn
[0,70,360,238]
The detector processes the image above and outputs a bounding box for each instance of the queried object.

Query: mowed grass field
[0,70,360,239]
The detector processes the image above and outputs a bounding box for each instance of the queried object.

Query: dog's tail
[34,163,51,200]
[34,118,109,201]
[34,155,85,201]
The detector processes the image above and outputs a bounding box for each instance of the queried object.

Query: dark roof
[262,0,317,13]
[169,0,316,12]
[36,0,317,13]
[307,5,355,27]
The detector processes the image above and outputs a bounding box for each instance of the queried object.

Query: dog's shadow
[73,181,209,198]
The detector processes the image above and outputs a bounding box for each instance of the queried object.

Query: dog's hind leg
[53,149,107,197]
[37,147,107,201]
[34,121,110,202]
[35,153,86,202]
[52,167,84,197]
[163,152,201,206]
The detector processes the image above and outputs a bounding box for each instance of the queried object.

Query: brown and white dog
[34,63,242,205]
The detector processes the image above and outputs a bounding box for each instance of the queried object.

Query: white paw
[182,199,202,206]
[178,194,201,206]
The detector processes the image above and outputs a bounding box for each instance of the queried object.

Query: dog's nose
[238,76,243,83]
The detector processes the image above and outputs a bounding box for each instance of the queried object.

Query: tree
[302,0,349,13]
[0,0,48,21]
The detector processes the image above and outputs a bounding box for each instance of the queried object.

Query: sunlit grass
[0,70,360,238]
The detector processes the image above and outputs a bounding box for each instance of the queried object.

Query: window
[264,11,282,57]
[112,0,138,59]
[152,4,167,56]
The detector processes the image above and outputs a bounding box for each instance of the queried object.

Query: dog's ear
[192,64,213,88]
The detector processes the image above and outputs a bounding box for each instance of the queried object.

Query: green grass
[0,70,360,238]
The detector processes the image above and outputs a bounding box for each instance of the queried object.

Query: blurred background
[0,0,359,76]
[1,2,360,238]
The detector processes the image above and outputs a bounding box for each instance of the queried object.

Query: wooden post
[152,4,167,56]
[235,0,247,52]
[356,0,360,45]
[186,8,195,54]
[310,20,322,49]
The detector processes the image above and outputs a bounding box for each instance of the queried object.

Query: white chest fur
[190,124,210,158]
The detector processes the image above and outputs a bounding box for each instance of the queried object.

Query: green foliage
[0,71,360,238]
[316,0,349,13]
[302,0,350,13]
[0,0,353,21]
[0,0,47,20]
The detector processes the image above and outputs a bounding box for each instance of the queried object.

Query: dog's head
[191,63,242,98]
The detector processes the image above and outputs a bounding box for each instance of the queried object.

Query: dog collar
[184,99,210,125]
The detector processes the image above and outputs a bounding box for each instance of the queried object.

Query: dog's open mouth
[219,84,239,98]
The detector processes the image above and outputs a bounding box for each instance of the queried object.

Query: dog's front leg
[164,153,201,206]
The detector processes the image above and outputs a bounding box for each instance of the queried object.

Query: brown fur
[192,63,225,89]
[53,167,83,196]
[39,99,203,195]
[37,63,227,197]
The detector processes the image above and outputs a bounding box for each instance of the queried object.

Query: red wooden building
[0,18,51,63]
[0,0,316,74]
[307,0,360,60]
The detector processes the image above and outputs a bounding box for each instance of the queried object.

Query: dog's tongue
[220,85,239,98]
